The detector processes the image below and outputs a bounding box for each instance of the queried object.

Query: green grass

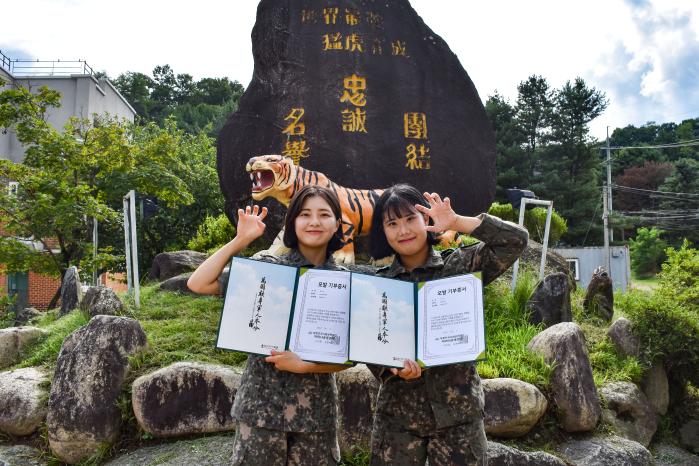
[17,309,90,369]
[630,272,660,290]
[340,447,370,466]
[121,285,248,380]
[477,271,553,387]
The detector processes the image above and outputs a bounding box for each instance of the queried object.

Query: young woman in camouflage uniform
[188,186,350,466]
[367,184,529,466]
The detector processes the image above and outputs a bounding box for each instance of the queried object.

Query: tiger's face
[245,155,297,203]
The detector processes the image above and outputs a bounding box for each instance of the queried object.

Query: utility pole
[606,126,613,242]
[602,184,611,274]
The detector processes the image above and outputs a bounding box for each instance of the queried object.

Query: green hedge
[488,202,567,245]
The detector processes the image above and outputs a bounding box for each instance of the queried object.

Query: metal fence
[0,50,94,77]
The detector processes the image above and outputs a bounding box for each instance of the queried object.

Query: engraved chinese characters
[217,0,496,236]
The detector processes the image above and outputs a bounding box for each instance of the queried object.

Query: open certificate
[287,269,351,364]
[217,257,351,364]
[417,274,485,366]
[349,273,485,368]
[217,257,299,356]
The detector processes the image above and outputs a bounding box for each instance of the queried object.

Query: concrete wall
[553,246,631,292]
[0,74,136,163]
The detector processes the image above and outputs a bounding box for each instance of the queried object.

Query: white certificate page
[288,269,351,364]
[349,274,415,368]
[217,258,297,355]
[416,274,485,366]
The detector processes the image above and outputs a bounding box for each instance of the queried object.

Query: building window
[566,258,580,281]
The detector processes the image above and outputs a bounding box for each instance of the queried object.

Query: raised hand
[414,192,457,233]
[236,205,268,243]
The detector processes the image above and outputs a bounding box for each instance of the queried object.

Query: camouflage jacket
[369,213,528,432]
[222,249,344,433]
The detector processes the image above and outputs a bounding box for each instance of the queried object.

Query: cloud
[589,0,699,135]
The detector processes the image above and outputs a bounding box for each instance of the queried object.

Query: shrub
[657,239,698,308]
[629,227,668,277]
[187,214,236,253]
[618,290,699,388]
[487,202,567,245]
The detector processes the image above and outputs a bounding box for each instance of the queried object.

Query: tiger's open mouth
[250,169,275,193]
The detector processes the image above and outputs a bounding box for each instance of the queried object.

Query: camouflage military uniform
[221,250,343,466]
[369,214,528,466]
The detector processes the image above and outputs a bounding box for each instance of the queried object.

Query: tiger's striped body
[246,155,383,263]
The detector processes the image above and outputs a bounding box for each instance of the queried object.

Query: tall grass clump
[17,309,90,369]
[478,270,553,387]
[571,287,643,386]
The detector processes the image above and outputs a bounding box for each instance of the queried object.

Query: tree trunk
[47,285,61,310]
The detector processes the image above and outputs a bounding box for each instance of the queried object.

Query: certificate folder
[217,257,351,365]
[348,273,486,368]
[217,257,486,368]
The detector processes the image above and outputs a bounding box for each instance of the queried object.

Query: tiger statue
[246,154,458,264]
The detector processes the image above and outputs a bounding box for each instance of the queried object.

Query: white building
[1,51,136,163]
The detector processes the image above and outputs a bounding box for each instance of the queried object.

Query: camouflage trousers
[230,421,341,466]
[370,418,487,466]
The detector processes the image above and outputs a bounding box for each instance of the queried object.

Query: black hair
[369,184,439,259]
[283,185,344,253]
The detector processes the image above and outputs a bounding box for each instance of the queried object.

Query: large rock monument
[217,0,496,243]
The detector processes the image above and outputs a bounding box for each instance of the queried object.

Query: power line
[611,184,699,203]
[600,138,699,150]
[612,184,699,197]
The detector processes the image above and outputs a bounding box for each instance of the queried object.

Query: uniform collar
[281,249,337,269]
[379,247,444,278]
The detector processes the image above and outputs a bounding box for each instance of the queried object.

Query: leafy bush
[187,214,236,253]
[629,227,668,277]
[657,239,698,308]
[0,294,17,328]
[618,290,699,387]
[487,202,567,245]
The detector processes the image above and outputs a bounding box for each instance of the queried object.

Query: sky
[2,0,698,140]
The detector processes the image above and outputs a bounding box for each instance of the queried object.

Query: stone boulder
[80,285,124,317]
[528,322,600,432]
[0,445,47,466]
[583,266,614,321]
[607,317,641,358]
[218,0,498,243]
[159,273,195,294]
[599,382,657,447]
[132,362,240,437]
[641,363,668,416]
[487,441,565,466]
[0,367,48,436]
[47,315,148,464]
[526,272,572,327]
[59,266,82,316]
[14,307,41,326]
[652,443,699,466]
[482,378,548,437]
[105,434,234,466]
[336,364,379,452]
[148,251,207,282]
[680,420,699,454]
[0,326,46,369]
[555,435,652,466]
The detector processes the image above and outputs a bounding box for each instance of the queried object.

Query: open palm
[415,192,457,233]
[236,205,268,242]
